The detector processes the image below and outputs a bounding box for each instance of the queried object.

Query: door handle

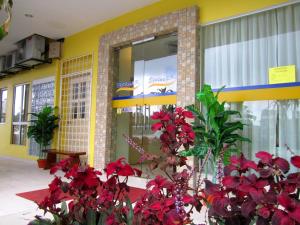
[148,105,151,131]
[135,105,138,131]
[144,104,147,131]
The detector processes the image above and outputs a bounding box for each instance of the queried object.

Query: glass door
[112,34,178,175]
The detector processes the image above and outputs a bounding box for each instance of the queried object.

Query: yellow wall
[0,61,59,160]
[0,0,290,163]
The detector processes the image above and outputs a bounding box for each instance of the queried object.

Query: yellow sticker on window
[117,108,122,114]
[269,65,296,84]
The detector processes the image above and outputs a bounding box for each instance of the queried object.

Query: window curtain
[230,100,300,167]
[202,3,300,89]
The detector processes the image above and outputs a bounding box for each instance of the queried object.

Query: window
[201,3,300,163]
[0,88,7,123]
[228,100,300,172]
[12,84,30,145]
[202,3,300,89]
[71,81,87,119]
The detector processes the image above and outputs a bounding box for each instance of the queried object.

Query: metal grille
[58,54,92,163]
[29,77,55,156]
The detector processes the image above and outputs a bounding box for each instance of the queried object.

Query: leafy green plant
[181,84,250,164]
[27,106,59,159]
[0,0,13,40]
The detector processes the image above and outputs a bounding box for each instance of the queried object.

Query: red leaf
[289,207,300,222]
[258,207,271,219]
[277,194,295,210]
[272,210,293,225]
[150,201,162,210]
[291,156,300,168]
[274,157,290,173]
[166,124,176,133]
[183,111,194,118]
[256,151,273,164]
[259,168,273,178]
[222,176,240,188]
[151,122,163,132]
[182,195,194,204]
[241,199,256,217]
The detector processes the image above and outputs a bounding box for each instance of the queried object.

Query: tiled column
[94,6,199,169]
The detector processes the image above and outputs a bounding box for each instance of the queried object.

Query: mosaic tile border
[94,6,199,168]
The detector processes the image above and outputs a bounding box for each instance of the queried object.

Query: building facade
[0,0,299,170]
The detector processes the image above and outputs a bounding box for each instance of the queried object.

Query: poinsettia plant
[29,157,141,225]
[202,151,300,225]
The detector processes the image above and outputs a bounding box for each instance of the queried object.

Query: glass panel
[72,102,78,119]
[20,125,27,146]
[13,85,23,122]
[80,101,85,119]
[229,99,300,172]
[80,82,86,99]
[113,34,178,177]
[114,106,142,164]
[113,34,178,100]
[132,34,177,97]
[0,89,7,123]
[13,84,29,123]
[12,125,21,145]
[72,83,79,100]
[21,85,29,122]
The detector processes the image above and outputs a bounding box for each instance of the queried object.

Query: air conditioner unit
[0,56,7,77]
[5,51,26,73]
[16,34,50,67]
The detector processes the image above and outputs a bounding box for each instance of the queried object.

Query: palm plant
[27,106,59,159]
[181,84,250,179]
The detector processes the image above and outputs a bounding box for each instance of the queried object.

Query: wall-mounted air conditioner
[5,50,27,73]
[16,34,50,67]
[0,56,7,77]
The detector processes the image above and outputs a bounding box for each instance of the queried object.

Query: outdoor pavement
[0,156,53,225]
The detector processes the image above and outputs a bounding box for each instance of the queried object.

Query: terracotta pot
[37,159,47,169]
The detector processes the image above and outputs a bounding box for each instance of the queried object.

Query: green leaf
[126,197,133,225]
[87,208,97,225]
[98,213,107,225]
[61,201,68,215]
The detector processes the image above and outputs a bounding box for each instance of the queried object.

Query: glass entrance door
[112,34,178,174]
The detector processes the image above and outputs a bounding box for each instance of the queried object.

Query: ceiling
[0,0,159,55]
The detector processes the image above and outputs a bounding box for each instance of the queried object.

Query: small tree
[27,106,59,159]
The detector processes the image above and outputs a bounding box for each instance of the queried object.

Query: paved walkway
[0,157,53,225]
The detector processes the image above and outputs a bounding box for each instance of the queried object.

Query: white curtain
[278,100,300,171]
[229,101,277,161]
[202,3,300,89]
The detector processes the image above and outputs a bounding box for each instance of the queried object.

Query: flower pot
[37,159,47,169]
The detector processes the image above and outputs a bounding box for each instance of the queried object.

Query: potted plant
[27,106,59,169]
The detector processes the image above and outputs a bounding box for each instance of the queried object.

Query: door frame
[94,6,199,169]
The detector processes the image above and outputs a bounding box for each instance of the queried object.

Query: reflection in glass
[0,89,7,123]
[229,100,300,172]
[114,34,177,99]
[12,84,29,145]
